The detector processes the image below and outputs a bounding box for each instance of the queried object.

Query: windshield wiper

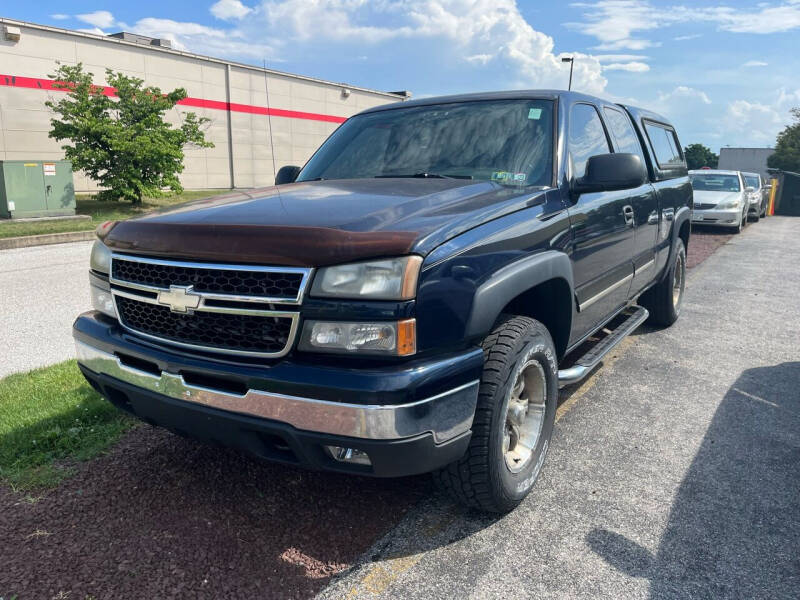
[375,172,473,180]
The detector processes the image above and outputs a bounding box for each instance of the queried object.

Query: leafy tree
[767,108,800,172]
[46,63,213,203]
[683,143,718,170]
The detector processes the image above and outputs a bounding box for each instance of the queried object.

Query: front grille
[693,203,716,210]
[116,296,293,355]
[112,258,305,301]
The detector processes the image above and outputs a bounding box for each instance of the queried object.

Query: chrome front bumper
[75,340,479,444]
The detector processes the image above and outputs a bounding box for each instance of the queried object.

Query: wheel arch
[465,251,574,360]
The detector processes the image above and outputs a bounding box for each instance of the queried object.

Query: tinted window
[744,175,760,189]
[690,174,741,192]
[569,104,610,179]
[603,107,644,160]
[298,99,555,187]
[645,122,683,167]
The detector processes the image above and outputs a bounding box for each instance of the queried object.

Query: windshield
[690,174,741,192]
[744,175,760,189]
[297,99,554,187]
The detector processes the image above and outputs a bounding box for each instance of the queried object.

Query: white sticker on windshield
[528,108,542,120]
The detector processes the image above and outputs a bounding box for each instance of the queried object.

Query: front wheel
[433,316,558,513]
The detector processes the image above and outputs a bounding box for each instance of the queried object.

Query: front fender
[465,250,574,338]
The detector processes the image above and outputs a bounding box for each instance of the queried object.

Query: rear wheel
[433,316,557,513]
[640,238,686,327]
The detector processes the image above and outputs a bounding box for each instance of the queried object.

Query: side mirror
[573,153,646,195]
[275,165,301,185]
[745,186,755,193]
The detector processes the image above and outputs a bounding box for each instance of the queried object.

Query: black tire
[640,237,686,327]
[433,316,558,513]
[734,212,743,233]
[761,203,767,218]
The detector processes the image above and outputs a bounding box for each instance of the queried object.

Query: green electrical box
[0,160,76,219]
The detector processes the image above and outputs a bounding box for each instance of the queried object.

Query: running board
[557,306,649,388]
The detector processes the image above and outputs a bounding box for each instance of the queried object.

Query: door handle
[647,211,659,225]
[622,205,635,226]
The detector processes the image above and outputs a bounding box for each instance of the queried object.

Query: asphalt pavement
[318,217,800,599]
[0,240,92,377]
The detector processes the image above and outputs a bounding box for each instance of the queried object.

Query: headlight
[90,240,112,274]
[311,256,422,300]
[298,319,416,356]
[718,198,741,209]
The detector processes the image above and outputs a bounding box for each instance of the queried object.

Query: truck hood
[102,179,546,266]
[693,190,742,205]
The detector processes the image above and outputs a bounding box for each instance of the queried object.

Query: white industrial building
[0,18,407,191]
[718,147,775,181]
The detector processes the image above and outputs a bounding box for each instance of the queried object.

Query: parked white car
[689,169,749,233]
[742,171,767,221]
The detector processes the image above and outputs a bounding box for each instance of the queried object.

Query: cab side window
[569,104,611,179]
[603,107,645,163]
[644,122,684,167]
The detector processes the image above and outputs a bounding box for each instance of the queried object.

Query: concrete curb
[0,230,96,250]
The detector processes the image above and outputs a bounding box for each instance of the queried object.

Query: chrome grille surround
[109,254,311,358]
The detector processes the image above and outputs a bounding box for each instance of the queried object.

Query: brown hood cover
[103,222,417,267]
[101,179,542,266]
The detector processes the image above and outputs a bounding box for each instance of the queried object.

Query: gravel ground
[0,240,92,377]
[0,427,427,599]
[685,224,735,269]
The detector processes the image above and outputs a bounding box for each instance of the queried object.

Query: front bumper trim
[75,340,479,444]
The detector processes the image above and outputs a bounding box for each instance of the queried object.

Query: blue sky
[5,0,800,150]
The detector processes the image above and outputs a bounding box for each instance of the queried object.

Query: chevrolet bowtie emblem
[157,285,202,313]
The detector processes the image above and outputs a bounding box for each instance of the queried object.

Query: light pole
[561,56,574,91]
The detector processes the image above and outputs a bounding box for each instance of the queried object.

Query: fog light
[325,445,371,466]
[91,283,117,318]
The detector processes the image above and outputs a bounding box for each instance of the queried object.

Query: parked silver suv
[689,169,749,233]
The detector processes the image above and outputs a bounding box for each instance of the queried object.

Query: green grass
[0,189,228,239]
[0,361,134,491]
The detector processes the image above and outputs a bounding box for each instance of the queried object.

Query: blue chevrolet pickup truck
[74,90,692,513]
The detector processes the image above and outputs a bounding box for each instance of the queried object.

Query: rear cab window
[602,106,645,164]
[644,122,684,169]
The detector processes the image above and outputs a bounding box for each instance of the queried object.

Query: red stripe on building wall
[0,73,348,124]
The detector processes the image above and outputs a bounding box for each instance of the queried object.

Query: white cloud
[210,0,253,21]
[594,54,648,62]
[567,1,665,51]
[743,60,769,67]
[256,0,608,93]
[720,99,785,145]
[657,85,712,106]
[76,10,116,29]
[673,33,701,41]
[131,17,273,58]
[705,2,800,34]
[569,1,800,50]
[603,61,650,72]
[50,14,70,20]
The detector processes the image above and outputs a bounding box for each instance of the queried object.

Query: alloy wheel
[503,360,547,473]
